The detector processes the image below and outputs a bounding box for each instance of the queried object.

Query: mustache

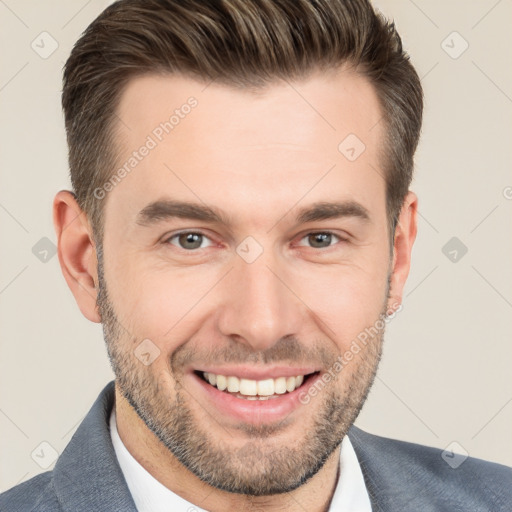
[170,335,337,372]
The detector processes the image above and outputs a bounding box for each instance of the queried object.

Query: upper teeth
[203,372,305,396]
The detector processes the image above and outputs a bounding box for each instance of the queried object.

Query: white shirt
[110,409,372,511]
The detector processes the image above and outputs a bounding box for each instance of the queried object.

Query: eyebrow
[295,201,370,224]
[136,199,371,228]
[136,200,229,226]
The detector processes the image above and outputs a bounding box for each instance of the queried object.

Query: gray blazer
[1,381,510,511]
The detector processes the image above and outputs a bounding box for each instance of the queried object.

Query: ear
[53,190,101,323]
[387,191,418,310]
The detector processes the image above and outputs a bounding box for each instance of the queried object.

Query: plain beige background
[1,0,511,492]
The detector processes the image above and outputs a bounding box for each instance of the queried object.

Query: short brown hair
[63,0,423,243]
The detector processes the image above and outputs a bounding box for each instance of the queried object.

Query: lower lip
[188,371,321,424]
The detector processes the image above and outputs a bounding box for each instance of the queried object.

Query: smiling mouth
[196,371,319,400]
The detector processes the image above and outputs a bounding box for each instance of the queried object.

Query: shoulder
[348,426,512,511]
[0,471,62,512]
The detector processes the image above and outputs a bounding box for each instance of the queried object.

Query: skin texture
[53,68,417,512]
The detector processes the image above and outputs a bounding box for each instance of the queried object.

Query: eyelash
[163,230,347,251]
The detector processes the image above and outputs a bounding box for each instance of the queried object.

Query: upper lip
[191,365,319,381]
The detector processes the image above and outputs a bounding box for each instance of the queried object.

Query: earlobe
[387,191,418,310]
[53,190,101,323]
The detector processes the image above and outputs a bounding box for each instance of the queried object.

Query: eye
[166,232,214,250]
[297,231,343,249]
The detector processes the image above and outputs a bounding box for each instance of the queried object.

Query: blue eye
[167,232,214,250]
[164,230,344,252]
[298,232,342,249]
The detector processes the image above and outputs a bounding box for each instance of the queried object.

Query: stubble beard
[96,249,386,496]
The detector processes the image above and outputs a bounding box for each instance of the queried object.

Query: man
[1,0,510,510]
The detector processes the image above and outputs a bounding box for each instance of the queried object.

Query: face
[96,69,397,495]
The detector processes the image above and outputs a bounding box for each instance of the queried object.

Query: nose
[216,250,306,352]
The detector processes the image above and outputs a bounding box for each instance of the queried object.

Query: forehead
[116,68,383,148]
[108,69,386,229]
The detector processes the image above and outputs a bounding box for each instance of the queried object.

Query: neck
[114,387,341,512]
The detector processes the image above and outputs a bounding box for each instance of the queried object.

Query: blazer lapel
[348,425,443,512]
[52,381,137,512]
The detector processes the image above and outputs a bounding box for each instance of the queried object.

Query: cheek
[289,260,389,350]
[108,260,224,343]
